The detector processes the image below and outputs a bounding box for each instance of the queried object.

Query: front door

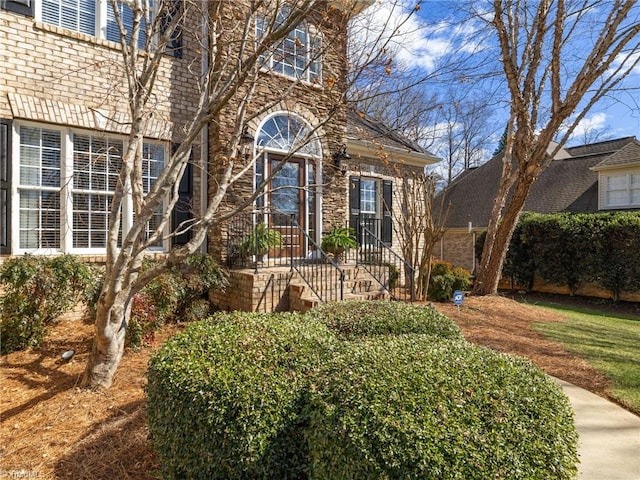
[269,156,305,258]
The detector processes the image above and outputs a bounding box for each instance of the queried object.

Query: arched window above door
[256,114,321,157]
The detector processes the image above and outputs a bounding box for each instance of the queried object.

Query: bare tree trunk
[82,290,131,389]
[474,177,532,295]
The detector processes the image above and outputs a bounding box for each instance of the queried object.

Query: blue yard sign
[453,290,464,306]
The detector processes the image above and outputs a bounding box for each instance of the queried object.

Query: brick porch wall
[210,268,295,312]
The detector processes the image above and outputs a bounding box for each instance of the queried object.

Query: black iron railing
[290,218,345,303]
[226,210,344,302]
[226,212,414,304]
[346,217,415,302]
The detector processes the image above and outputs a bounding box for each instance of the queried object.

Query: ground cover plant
[147,302,579,479]
[528,301,640,413]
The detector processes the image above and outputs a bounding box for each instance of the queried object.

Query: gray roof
[347,109,434,156]
[593,140,640,169]
[441,136,640,229]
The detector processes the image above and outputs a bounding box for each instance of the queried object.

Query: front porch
[211,211,415,313]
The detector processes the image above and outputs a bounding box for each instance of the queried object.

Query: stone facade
[206,3,351,260]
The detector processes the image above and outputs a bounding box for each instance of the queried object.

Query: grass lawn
[527,301,640,413]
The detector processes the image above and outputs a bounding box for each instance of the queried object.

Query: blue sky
[353,0,640,147]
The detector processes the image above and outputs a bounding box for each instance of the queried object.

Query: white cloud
[560,112,608,143]
[349,1,482,72]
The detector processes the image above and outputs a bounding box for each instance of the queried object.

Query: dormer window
[256,8,322,83]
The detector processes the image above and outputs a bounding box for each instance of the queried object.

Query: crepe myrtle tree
[473,0,640,295]
[82,0,421,388]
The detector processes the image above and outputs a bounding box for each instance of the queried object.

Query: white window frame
[35,0,152,49]
[359,177,379,218]
[11,121,168,255]
[603,172,640,209]
[256,10,323,84]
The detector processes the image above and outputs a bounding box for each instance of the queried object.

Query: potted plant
[321,226,357,263]
[239,223,282,257]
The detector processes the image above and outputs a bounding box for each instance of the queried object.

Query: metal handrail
[289,216,345,303]
[357,222,415,302]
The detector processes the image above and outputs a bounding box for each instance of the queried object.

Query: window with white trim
[37,0,149,49]
[360,178,378,218]
[604,173,640,208]
[14,123,166,253]
[256,8,322,83]
[18,126,61,249]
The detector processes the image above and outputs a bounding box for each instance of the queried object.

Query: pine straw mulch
[1,319,186,480]
[0,294,629,479]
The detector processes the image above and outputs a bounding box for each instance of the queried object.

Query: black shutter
[161,0,183,58]
[172,148,193,246]
[1,0,34,16]
[348,176,360,236]
[0,120,11,254]
[381,179,392,245]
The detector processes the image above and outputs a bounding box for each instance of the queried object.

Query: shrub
[306,300,463,341]
[428,261,471,302]
[308,336,579,480]
[175,253,228,317]
[0,255,94,354]
[125,254,227,348]
[146,311,335,480]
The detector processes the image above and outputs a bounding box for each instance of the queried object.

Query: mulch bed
[0,294,631,478]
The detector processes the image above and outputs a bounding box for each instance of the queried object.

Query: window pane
[18,127,61,249]
[72,193,112,248]
[631,174,640,204]
[607,175,626,190]
[360,179,377,214]
[106,1,149,49]
[72,134,123,249]
[42,0,95,35]
[19,189,60,249]
[607,190,627,206]
[258,10,320,83]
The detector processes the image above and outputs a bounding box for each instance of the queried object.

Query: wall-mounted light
[240,125,255,159]
[332,144,350,176]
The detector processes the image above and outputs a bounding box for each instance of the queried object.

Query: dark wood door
[269,157,305,258]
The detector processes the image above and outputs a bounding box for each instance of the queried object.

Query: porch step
[289,267,390,313]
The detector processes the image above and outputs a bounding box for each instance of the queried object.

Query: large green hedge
[147,304,579,479]
[146,311,335,480]
[305,300,464,340]
[308,336,578,480]
[476,211,640,299]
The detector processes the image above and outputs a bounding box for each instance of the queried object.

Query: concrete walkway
[555,379,640,480]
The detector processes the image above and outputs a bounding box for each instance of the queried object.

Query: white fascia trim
[591,162,640,172]
[346,138,441,167]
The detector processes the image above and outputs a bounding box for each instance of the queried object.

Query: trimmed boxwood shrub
[306,300,463,341]
[308,336,578,480]
[146,311,335,480]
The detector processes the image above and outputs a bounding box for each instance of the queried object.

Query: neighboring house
[0,0,438,312]
[438,137,640,272]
